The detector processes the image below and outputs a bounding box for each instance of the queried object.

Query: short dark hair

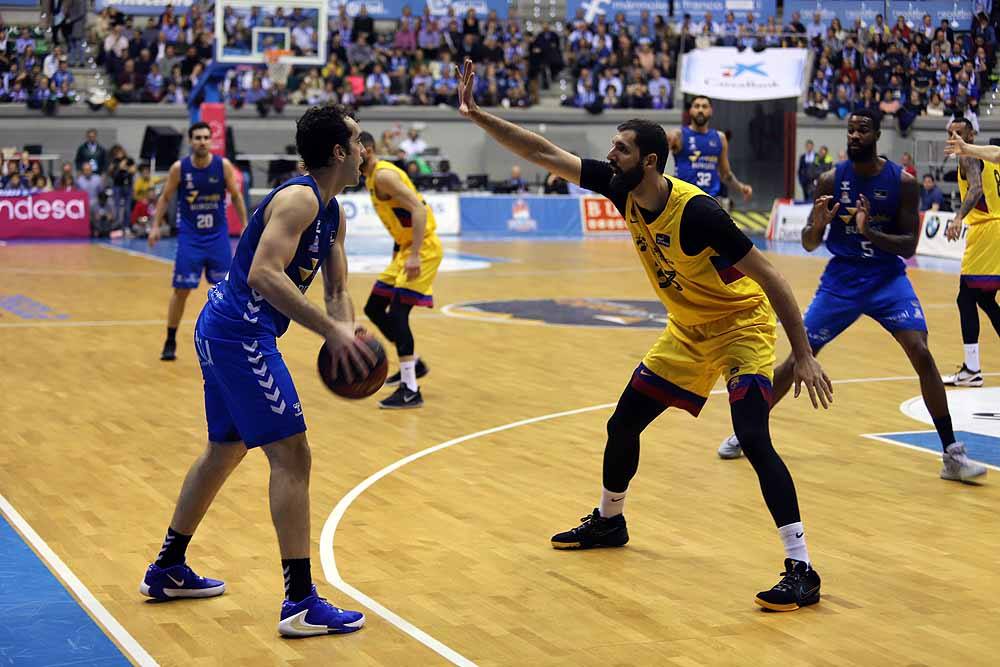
[296,104,356,171]
[617,119,669,173]
[688,94,712,109]
[188,121,211,138]
[849,108,881,132]
[358,131,376,150]
[950,116,975,130]
[922,173,935,181]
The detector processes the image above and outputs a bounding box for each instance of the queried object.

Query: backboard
[215,0,327,66]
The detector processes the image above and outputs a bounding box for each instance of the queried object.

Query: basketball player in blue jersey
[149,122,248,362]
[668,95,752,203]
[718,110,987,482]
[140,105,377,637]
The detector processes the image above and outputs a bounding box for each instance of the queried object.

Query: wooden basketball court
[2,238,999,666]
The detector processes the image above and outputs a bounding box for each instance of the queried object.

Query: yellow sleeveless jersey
[625,176,766,326]
[958,158,1000,225]
[365,160,437,244]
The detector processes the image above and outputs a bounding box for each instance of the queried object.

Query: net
[265,49,293,87]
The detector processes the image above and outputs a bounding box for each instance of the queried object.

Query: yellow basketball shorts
[371,235,443,307]
[630,300,777,416]
[961,219,1000,290]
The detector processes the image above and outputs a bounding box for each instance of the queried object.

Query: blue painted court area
[0,514,129,666]
[870,430,1000,468]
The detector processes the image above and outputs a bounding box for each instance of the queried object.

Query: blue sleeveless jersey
[202,175,340,338]
[178,155,227,242]
[820,159,906,295]
[675,126,722,196]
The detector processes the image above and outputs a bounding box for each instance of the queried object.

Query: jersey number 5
[861,240,874,257]
[196,214,214,229]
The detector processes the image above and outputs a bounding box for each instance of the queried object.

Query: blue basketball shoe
[140,562,226,600]
[278,586,366,637]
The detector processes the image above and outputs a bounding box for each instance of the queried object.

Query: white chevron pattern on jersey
[242,289,265,324]
[246,346,285,415]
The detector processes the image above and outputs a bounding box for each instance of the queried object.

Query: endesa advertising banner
[459,195,583,238]
[0,191,90,240]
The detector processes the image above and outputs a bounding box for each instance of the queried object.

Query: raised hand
[457,58,478,118]
[854,193,871,238]
[944,130,969,158]
[810,194,840,228]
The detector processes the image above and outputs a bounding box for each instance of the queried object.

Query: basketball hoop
[265,49,293,88]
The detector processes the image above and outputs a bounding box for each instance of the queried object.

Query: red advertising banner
[200,102,227,157]
[0,191,90,239]
[581,195,627,234]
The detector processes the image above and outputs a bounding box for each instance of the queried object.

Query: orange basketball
[317,334,388,399]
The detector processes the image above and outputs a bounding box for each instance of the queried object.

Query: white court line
[0,319,168,329]
[96,243,174,265]
[0,493,158,667]
[861,432,1000,473]
[320,371,1000,666]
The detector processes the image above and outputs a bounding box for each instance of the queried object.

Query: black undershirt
[579,158,753,265]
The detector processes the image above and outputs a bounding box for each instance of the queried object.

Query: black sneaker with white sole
[754,558,821,611]
[385,359,429,387]
[550,508,629,549]
[378,386,423,409]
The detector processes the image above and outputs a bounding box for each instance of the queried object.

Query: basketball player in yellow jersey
[941,120,1000,387]
[358,131,443,409]
[456,59,833,611]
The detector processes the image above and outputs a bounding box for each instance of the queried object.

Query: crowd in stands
[0,129,156,237]
[0,4,997,118]
[803,10,999,134]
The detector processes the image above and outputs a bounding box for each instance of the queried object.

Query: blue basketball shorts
[173,237,232,289]
[194,311,306,448]
[804,272,928,353]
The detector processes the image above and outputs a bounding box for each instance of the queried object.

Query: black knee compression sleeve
[730,379,801,527]
[958,280,981,345]
[602,385,665,493]
[363,293,395,342]
[974,288,1000,337]
[389,295,415,357]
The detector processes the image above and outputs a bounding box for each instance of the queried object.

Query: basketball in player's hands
[317,334,388,399]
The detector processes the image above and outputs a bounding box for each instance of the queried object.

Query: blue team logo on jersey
[444,298,667,328]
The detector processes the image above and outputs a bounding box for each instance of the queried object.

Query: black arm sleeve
[679,195,754,264]
[580,158,628,216]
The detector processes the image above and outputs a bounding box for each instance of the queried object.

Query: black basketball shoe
[551,508,629,549]
[160,338,177,361]
[378,386,423,409]
[385,359,429,387]
[754,559,821,611]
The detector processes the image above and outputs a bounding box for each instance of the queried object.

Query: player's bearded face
[846,136,876,161]
[609,158,645,192]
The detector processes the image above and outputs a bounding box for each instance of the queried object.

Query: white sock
[964,344,980,372]
[599,487,627,518]
[778,522,810,564]
[400,360,418,391]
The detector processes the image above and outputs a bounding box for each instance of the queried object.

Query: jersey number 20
[196,214,214,229]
